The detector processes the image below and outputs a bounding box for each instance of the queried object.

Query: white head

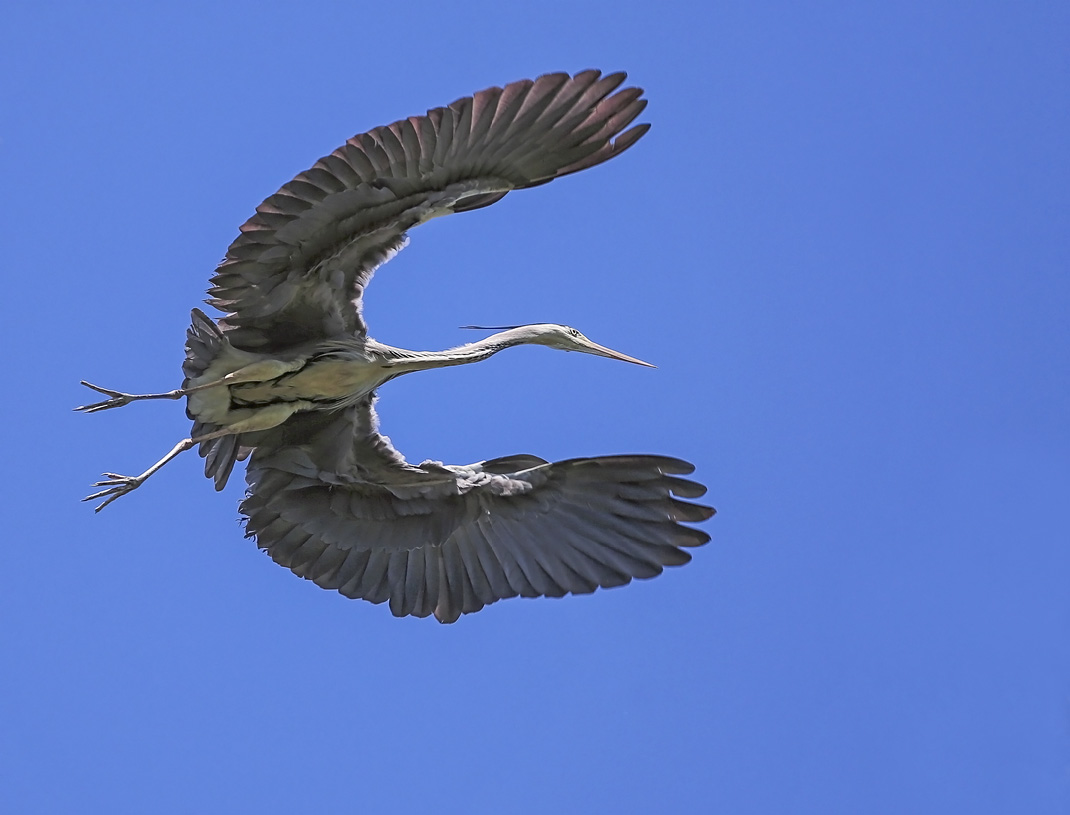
[464,323,656,367]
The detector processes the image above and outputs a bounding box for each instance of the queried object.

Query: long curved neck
[374,327,544,374]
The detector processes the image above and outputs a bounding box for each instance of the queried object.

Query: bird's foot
[75,381,137,413]
[83,473,145,512]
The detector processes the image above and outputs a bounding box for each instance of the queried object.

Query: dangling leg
[75,359,305,413]
[84,399,307,512]
[83,426,237,512]
[75,381,187,413]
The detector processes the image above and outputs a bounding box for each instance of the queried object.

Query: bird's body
[80,70,714,622]
[184,335,386,427]
[182,321,654,434]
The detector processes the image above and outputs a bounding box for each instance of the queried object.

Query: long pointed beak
[580,339,656,368]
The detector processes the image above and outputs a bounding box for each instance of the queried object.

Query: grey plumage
[240,401,710,622]
[80,70,714,622]
[209,70,650,351]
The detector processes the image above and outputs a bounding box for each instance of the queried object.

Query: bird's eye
[568,328,581,337]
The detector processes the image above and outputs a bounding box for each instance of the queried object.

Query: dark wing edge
[240,403,714,623]
[208,70,650,351]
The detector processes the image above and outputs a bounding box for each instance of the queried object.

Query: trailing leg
[75,380,188,413]
[83,425,237,512]
[84,399,306,511]
[75,357,305,414]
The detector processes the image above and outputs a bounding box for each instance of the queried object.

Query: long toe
[74,382,133,413]
[75,400,119,413]
[83,474,143,512]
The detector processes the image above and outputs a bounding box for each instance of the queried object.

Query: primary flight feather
[79,70,714,622]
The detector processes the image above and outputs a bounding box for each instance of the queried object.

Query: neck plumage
[374,327,542,374]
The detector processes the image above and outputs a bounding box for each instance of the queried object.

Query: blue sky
[2,2,1067,812]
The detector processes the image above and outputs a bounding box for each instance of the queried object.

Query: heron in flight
[79,70,714,622]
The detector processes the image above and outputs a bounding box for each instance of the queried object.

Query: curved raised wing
[208,70,650,352]
[240,402,713,623]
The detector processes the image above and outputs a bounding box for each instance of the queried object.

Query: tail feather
[183,308,226,382]
[184,309,242,490]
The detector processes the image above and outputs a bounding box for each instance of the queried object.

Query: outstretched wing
[240,401,713,623]
[209,70,650,352]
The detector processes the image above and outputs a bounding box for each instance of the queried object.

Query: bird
[78,70,714,623]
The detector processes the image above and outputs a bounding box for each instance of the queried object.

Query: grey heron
[79,70,714,622]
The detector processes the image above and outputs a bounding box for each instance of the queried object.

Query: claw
[83,473,143,512]
[75,381,135,413]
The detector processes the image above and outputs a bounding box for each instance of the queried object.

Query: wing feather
[358,550,392,604]
[207,71,650,351]
[387,550,409,617]
[299,542,348,584]
[480,524,541,600]
[488,516,563,598]
[332,548,372,595]
[451,528,497,607]
[240,401,713,622]
[509,517,597,596]
[462,528,518,604]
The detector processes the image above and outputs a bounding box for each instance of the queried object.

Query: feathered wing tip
[436,69,650,211]
[241,444,714,623]
[224,68,650,263]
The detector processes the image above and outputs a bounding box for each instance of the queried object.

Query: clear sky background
[2,2,1067,813]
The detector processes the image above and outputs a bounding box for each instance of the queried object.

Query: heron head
[525,324,656,367]
[460,323,656,367]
